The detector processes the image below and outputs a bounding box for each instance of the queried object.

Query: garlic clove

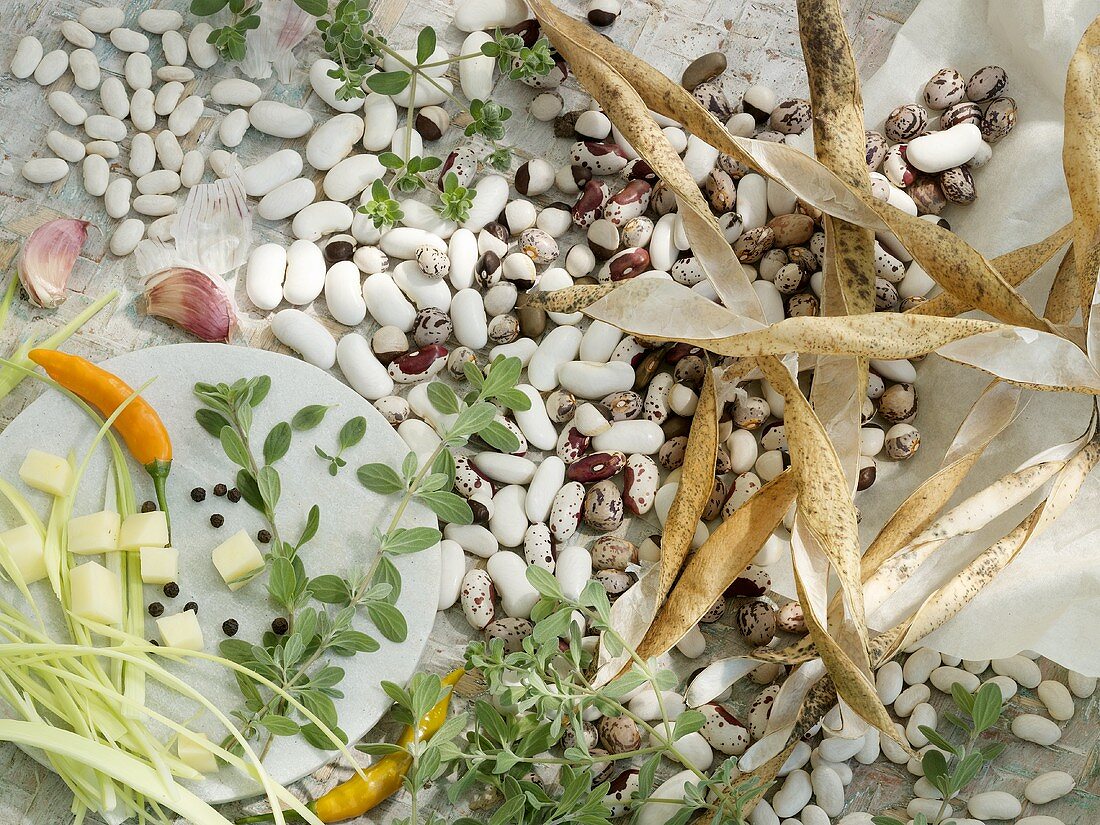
[17,218,91,308]
[142,267,238,342]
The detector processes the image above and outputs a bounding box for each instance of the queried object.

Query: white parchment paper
[774,0,1100,675]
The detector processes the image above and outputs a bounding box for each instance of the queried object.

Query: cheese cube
[139,546,179,585]
[19,449,72,497]
[211,530,265,591]
[68,561,122,626]
[119,511,169,550]
[67,511,121,555]
[0,524,47,584]
[156,610,204,651]
[177,732,218,774]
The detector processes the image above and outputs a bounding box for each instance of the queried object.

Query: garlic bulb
[17,218,91,308]
[142,268,237,342]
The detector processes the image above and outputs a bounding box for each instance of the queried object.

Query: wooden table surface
[2,0,1097,823]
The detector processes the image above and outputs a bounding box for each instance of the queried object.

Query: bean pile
[13,3,1078,823]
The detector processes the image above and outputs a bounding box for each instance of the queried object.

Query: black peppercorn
[184,601,198,614]
[222,619,239,637]
[257,529,272,544]
[210,513,224,528]
[213,483,228,496]
[227,487,242,503]
[163,582,179,598]
[271,617,289,635]
[148,602,164,617]
[190,487,207,502]
[141,500,156,513]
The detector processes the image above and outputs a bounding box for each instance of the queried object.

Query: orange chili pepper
[29,349,173,528]
[238,668,464,824]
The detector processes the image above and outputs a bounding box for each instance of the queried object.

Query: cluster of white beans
[600,645,1094,824]
[741,648,1093,825]
[10,7,235,256]
[868,65,1017,214]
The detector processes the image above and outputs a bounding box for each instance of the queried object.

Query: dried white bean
[162,30,188,66]
[308,59,363,113]
[80,5,124,32]
[254,178,314,222]
[124,52,151,90]
[138,9,182,33]
[271,310,336,369]
[133,194,176,217]
[930,666,980,694]
[282,239,326,305]
[554,545,592,601]
[363,272,416,331]
[322,154,386,201]
[362,93,398,150]
[906,703,937,747]
[487,549,538,618]
[323,261,366,325]
[154,130,183,172]
[459,31,495,100]
[810,765,844,817]
[292,201,354,242]
[525,457,565,524]
[104,177,131,218]
[188,23,218,68]
[154,81,184,116]
[336,333,393,400]
[772,769,812,818]
[593,420,664,454]
[33,50,69,85]
[450,289,488,349]
[245,244,287,311]
[966,791,1021,821]
[1011,714,1061,746]
[445,523,498,558]
[69,49,100,90]
[462,175,510,232]
[306,113,365,170]
[46,131,85,163]
[242,150,303,197]
[180,150,205,187]
[129,89,156,131]
[129,132,155,176]
[109,219,144,256]
[1025,771,1074,804]
[904,647,941,685]
[249,101,313,138]
[215,107,249,148]
[894,683,930,717]
[168,95,204,136]
[211,79,262,107]
[1068,672,1097,698]
[22,158,69,184]
[1037,680,1074,720]
[81,154,109,196]
[137,170,181,196]
[157,65,194,83]
[110,28,150,53]
[991,655,1042,688]
[11,36,43,79]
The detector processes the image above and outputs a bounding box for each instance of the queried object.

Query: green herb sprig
[872,681,1006,825]
[193,358,526,758]
[420,568,770,825]
[316,415,366,475]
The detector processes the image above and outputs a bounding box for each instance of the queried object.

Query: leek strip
[0,643,328,825]
[0,720,239,825]
[0,275,18,332]
[0,291,118,400]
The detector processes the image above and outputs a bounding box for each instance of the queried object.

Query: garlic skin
[142,268,237,342]
[17,218,91,308]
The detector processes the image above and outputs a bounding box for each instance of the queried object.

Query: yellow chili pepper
[238,668,464,824]
[29,349,173,528]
